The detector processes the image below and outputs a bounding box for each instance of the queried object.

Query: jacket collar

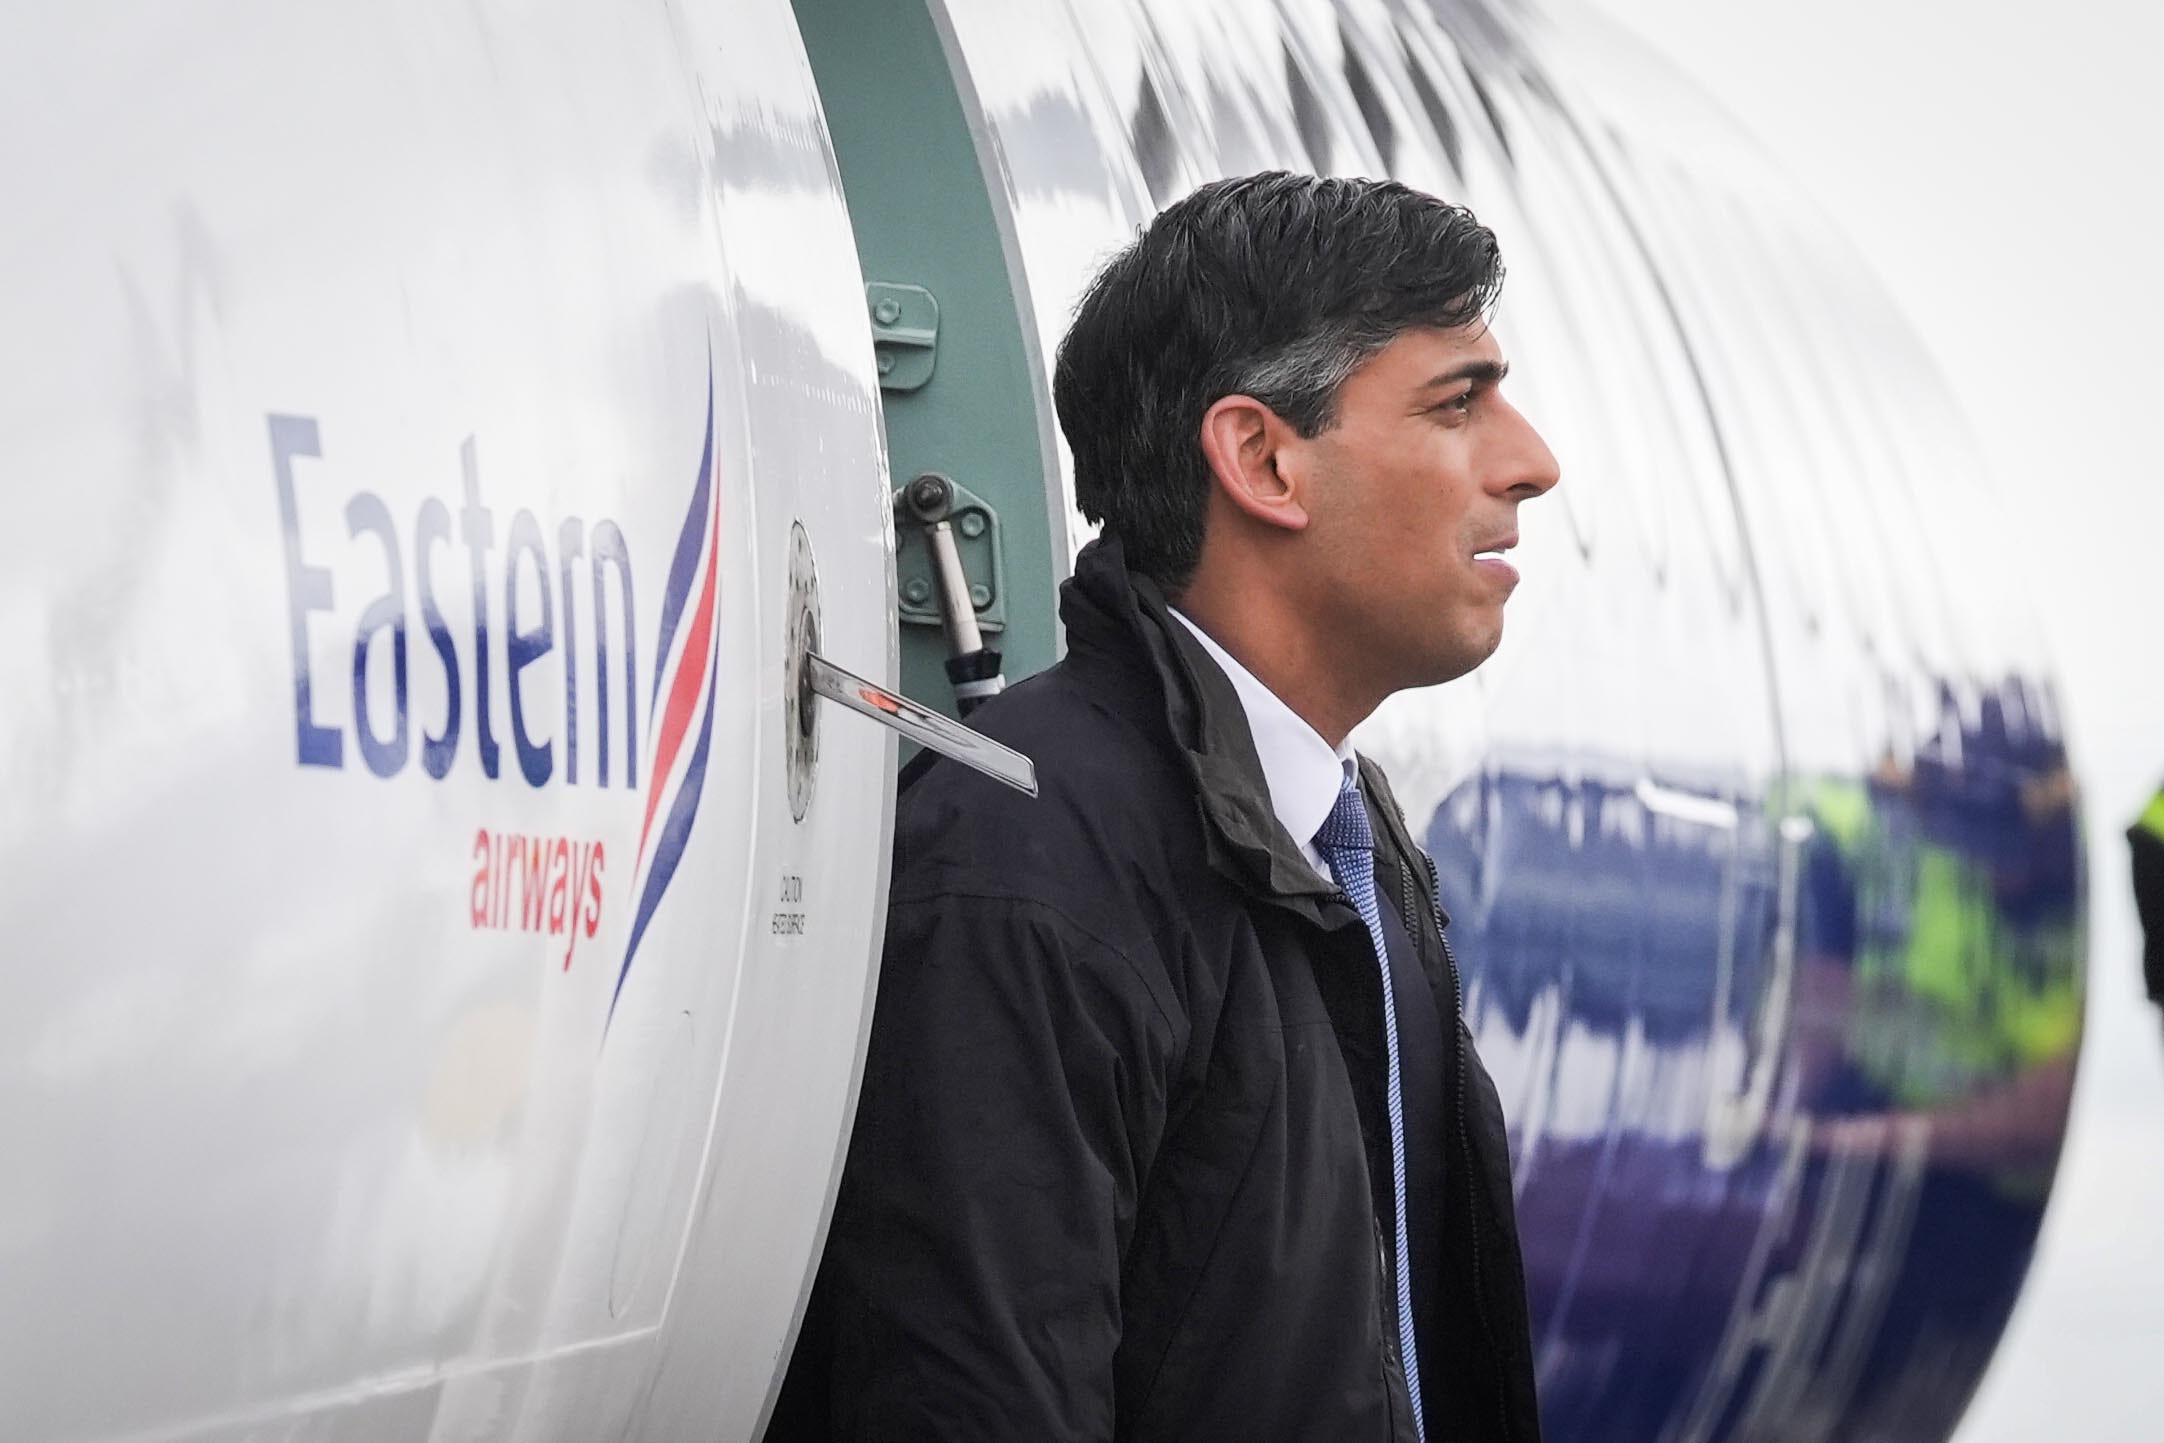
[1168,608,1355,866]
[1061,536,1354,922]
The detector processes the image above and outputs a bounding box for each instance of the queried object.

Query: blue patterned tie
[1314,775,1427,1442]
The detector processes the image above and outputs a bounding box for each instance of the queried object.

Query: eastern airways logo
[269,387,722,1025]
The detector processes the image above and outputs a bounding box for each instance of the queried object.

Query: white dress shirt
[1171,609,1356,881]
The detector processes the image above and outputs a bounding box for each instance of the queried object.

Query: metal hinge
[867,282,938,392]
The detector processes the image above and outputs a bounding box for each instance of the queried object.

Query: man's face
[1280,323,1560,692]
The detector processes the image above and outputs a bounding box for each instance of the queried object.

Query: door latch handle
[803,650,1036,797]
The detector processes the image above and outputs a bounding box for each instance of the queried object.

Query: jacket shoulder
[891,662,1205,941]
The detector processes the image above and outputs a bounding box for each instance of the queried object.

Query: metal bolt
[877,352,894,376]
[907,473,951,518]
[902,578,931,605]
[872,297,902,326]
[957,511,987,539]
[969,583,992,610]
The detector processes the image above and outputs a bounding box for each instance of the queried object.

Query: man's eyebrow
[1421,360,1510,389]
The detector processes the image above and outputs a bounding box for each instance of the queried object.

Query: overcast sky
[1578,1,2164,1437]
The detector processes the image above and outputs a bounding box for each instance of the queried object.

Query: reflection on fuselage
[1428,678,2078,1441]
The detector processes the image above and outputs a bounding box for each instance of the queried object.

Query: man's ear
[1198,394,1311,534]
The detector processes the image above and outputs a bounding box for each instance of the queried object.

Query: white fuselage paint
[0,5,893,1440]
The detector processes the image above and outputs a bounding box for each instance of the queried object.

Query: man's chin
[1419,621,1504,688]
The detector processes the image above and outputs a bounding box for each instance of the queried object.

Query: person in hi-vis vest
[2130,784,2164,1012]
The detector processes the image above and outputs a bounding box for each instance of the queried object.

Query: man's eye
[1434,393,1474,415]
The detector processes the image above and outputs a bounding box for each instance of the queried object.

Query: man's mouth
[1471,535,1520,587]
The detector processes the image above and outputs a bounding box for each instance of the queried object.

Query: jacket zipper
[1376,1221,1411,1441]
[1415,846,1513,1439]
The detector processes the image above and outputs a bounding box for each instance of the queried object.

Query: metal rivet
[877,352,895,375]
[958,511,987,539]
[969,583,992,610]
[872,297,902,326]
[902,578,931,605]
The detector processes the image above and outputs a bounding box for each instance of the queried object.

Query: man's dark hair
[1052,171,1504,589]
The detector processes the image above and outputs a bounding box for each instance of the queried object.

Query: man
[2132,782,2164,1014]
[772,172,1560,1442]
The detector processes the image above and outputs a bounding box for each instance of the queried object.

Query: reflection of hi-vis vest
[2130,785,2164,1003]
[1797,776,2080,1109]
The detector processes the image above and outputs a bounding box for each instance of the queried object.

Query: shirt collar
[1170,609,1355,854]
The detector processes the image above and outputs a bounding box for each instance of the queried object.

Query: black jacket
[770,538,1541,1442]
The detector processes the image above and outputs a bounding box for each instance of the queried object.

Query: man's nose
[1496,401,1561,501]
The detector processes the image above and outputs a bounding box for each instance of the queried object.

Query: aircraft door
[789,0,1073,719]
